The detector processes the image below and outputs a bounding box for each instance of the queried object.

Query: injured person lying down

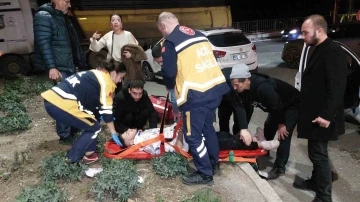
[114,124,280,155]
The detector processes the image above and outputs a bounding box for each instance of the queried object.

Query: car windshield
[207,32,250,47]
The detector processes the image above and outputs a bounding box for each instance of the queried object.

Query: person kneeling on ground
[41,59,127,164]
[113,126,280,156]
[113,80,158,134]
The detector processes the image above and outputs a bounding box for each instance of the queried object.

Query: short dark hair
[305,14,328,33]
[102,59,127,73]
[129,80,144,89]
[110,13,122,22]
[151,43,162,58]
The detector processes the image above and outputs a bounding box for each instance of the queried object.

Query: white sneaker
[255,127,266,142]
[260,140,280,150]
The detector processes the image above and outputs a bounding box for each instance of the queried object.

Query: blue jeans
[52,71,77,139]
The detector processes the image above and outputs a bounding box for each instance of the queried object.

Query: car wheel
[284,47,301,69]
[88,49,107,69]
[142,61,155,81]
[0,55,30,78]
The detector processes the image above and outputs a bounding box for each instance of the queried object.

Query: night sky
[226,0,353,21]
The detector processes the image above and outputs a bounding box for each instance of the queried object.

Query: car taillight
[213,50,226,58]
[252,44,257,52]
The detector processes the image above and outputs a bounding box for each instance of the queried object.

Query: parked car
[281,21,360,69]
[143,28,258,81]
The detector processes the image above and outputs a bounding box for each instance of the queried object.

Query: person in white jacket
[89,14,138,62]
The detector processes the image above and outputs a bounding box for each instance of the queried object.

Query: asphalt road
[144,39,360,202]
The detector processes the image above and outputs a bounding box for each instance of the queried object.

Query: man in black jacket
[113,80,158,134]
[224,63,300,180]
[34,0,87,141]
[293,15,348,202]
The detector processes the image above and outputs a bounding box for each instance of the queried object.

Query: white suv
[200,28,258,71]
[142,28,258,81]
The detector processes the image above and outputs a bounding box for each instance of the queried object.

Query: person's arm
[318,47,348,121]
[129,32,139,45]
[112,93,129,133]
[89,32,108,52]
[227,91,249,130]
[161,41,177,90]
[33,12,56,69]
[257,83,285,124]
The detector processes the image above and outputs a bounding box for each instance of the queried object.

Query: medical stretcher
[104,93,267,164]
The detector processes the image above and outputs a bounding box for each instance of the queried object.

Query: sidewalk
[212,162,282,202]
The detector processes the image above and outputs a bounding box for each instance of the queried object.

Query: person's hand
[92,31,101,40]
[239,129,252,146]
[123,50,131,59]
[112,133,123,147]
[277,124,289,140]
[312,116,330,128]
[49,68,61,81]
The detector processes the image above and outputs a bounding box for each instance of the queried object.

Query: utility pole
[348,0,354,13]
[333,0,340,24]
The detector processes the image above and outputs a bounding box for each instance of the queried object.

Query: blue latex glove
[112,134,123,147]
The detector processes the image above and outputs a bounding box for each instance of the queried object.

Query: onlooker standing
[90,14,138,62]
[90,14,140,90]
[157,12,230,185]
[33,0,86,141]
[293,15,348,202]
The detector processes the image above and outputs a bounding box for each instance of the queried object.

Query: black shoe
[332,171,338,182]
[212,163,220,175]
[266,167,285,180]
[311,197,326,202]
[293,178,316,192]
[182,171,213,185]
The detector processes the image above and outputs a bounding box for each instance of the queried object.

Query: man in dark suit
[293,15,348,202]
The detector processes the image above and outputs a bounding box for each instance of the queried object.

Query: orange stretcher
[103,93,268,163]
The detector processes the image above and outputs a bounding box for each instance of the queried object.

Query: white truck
[0,0,37,77]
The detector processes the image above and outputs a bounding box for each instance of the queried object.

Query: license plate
[232,53,248,60]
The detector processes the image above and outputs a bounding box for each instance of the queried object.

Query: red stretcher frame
[103,93,268,163]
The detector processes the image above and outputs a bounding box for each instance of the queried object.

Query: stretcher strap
[219,156,257,163]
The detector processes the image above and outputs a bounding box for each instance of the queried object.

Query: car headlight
[289,29,297,34]
[281,30,284,34]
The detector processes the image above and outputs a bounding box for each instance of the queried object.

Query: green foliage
[91,159,139,202]
[181,189,221,202]
[16,183,68,202]
[41,152,87,183]
[152,152,188,178]
[0,76,52,134]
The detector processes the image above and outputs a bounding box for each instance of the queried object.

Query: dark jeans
[44,100,101,163]
[264,109,298,172]
[308,140,332,202]
[52,71,78,138]
[218,97,240,135]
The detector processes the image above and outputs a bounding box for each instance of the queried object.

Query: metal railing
[232,14,358,33]
[232,17,304,33]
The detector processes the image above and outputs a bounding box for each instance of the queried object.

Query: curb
[239,163,283,202]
